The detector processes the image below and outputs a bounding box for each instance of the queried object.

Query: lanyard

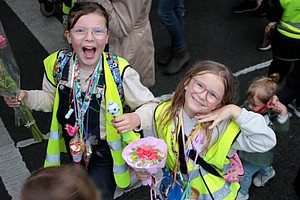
[72,54,102,140]
[172,109,205,182]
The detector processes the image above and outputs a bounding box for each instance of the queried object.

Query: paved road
[0,0,299,199]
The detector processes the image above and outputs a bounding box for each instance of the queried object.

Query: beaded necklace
[72,54,102,141]
[170,109,205,158]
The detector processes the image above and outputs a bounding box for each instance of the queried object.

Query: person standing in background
[265,0,300,117]
[157,0,190,75]
[85,0,155,87]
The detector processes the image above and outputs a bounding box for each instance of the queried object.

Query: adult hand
[3,90,28,108]
[112,113,140,134]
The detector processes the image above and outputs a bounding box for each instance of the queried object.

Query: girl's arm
[232,108,277,153]
[3,74,56,112]
[116,67,159,135]
[196,104,277,153]
[24,74,56,112]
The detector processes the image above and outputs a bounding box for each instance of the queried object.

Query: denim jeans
[88,141,116,200]
[239,160,271,195]
[157,0,186,51]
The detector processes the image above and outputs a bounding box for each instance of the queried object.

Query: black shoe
[257,37,271,51]
[157,46,173,66]
[232,1,258,14]
[163,48,190,75]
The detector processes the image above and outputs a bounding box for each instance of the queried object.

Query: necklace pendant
[65,108,74,119]
[65,124,79,137]
[84,141,93,169]
[69,136,83,164]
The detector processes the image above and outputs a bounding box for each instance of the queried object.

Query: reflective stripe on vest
[45,130,61,165]
[278,21,300,39]
[49,130,59,140]
[155,102,240,199]
[107,140,123,151]
[113,163,129,174]
[45,153,60,164]
[277,0,300,39]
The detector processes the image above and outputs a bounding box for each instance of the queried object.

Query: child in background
[138,60,277,199]
[4,2,158,200]
[20,165,100,200]
[237,73,289,200]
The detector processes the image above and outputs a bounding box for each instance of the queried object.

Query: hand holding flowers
[122,137,167,185]
[0,21,44,142]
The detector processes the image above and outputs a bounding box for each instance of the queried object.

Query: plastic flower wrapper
[0,21,44,142]
[122,136,167,186]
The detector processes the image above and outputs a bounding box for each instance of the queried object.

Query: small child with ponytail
[237,73,290,200]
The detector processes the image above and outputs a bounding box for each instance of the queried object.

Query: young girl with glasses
[3,2,158,199]
[137,60,277,199]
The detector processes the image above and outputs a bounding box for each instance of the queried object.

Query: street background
[0,0,299,199]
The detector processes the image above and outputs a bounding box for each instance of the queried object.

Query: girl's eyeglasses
[71,26,108,39]
[192,78,220,104]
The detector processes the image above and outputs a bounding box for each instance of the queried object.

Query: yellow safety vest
[155,102,240,199]
[43,51,139,188]
[62,0,76,15]
[277,0,300,39]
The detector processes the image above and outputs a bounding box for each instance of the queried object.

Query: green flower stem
[18,102,44,142]
[0,74,44,142]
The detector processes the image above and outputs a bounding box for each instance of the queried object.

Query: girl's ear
[65,30,72,44]
[105,30,110,44]
[184,79,190,91]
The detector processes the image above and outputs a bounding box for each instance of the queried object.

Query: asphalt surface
[0,0,299,199]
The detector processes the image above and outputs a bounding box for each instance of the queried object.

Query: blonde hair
[246,73,280,104]
[20,165,100,200]
[157,60,237,153]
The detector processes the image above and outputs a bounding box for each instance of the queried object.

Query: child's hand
[268,95,288,117]
[195,104,242,129]
[112,113,140,134]
[3,90,28,108]
[136,171,151,181]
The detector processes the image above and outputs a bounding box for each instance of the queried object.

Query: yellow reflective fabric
[104,53,137,188]
[277,0,300,39]
[43,51,67,167]
[62,0,76,15]
[155,102,240,199]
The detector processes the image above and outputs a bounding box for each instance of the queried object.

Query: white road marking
[4,0,66,54]
[233,60,272,77]
[0,119,30,200]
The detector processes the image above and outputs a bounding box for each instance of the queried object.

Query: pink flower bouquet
[122,136,167,186]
